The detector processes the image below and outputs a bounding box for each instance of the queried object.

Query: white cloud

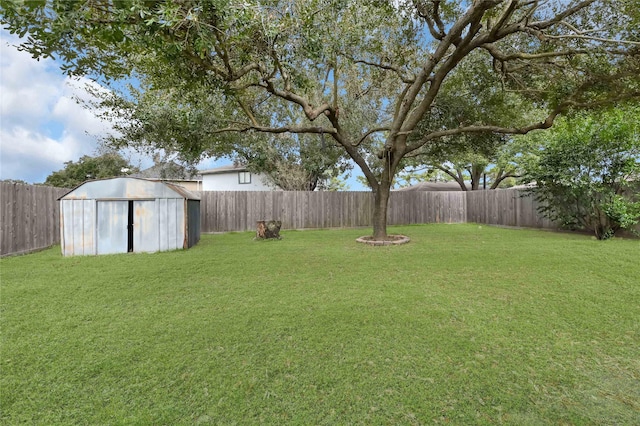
[51,81,114,138]
[0,127,80,181]
[0,31,114,183]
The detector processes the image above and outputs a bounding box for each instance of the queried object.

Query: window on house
[238,171,251,184]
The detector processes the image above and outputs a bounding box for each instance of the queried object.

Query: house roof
[396,181,463,192]
[200,164,248,175]
[59,177,200,200]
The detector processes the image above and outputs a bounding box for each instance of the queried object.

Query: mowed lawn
[1,224,639,425]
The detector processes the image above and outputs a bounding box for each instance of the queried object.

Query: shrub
[524,107,640,239]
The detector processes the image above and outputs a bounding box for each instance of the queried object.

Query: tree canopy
[43,153,138,188]
[3,0,639,237]
[403,49,538,190]
[91,81,351,191]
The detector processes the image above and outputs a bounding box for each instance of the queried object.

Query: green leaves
[43,153,139,188]
[603,195,640,234]
[524,106,640,239]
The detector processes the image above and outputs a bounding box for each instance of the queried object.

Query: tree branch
[432,1,447,39]
[404,109,563,155]
[352,59,415,84]
[529,0,597,31]
[354,127,390,147]
[414,0,445,40]
[434,164,467,191]
[405,76,640,156]
[490,171,518,189]
[210,124,336,135]
[482,44,591,62]
[399,0,500,136]
[183,47,228,79]
[261,79,331,121]
[490,0,519,37]
[236,98,259,127]
[543,33,640,46]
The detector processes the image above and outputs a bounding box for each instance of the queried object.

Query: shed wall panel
[61,199,96,256]
[158,198,182,251]
[175,200,186,248]
[80,200,96,255]
[159,198,187,251]
[170,199,179,249]
[187,199,200,248]
[158,198,169,251]
[61,200,74,256]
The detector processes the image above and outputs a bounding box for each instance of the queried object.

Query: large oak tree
[3,0,639,238]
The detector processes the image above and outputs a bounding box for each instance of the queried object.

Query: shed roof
[59,177,200,200]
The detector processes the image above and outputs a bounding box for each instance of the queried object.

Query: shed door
[133,200,159,253]
[96,201,129,255]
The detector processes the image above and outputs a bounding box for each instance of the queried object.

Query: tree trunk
[456,169,468,191]
[372,184,391,239]
[366,144,400,240]
[491,170,517,189]
[470,164,483,190]
[436,166,467,191]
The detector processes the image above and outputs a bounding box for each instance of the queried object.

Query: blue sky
[0,29,365,189]
[0,28,233,184]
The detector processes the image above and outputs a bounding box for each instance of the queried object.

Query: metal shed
[59,177,200,256]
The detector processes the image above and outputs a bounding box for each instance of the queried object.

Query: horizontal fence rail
[0,182,69,257]
[9,183,626,256]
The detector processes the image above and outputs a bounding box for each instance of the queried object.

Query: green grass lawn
[1,224,639,425]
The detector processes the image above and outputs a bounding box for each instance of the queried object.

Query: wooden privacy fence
[198,191,469,232]
[1,183,565,256]
[466,189,557,229]
[199,191,375,232]
[197,189,558,233]
[1,182,68,257]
